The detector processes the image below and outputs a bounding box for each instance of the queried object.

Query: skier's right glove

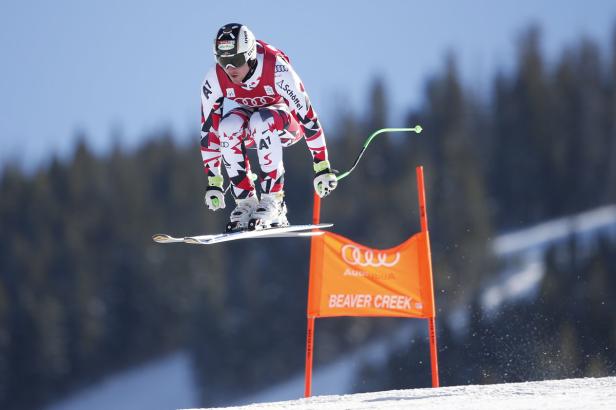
[313,160,338,198]
[204,176,226,211]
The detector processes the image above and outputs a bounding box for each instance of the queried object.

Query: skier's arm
[274,57,337,197]
[201,69,229,210]
[274,56,329,166]
[200,69,225,186]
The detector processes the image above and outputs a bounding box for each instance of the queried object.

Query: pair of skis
[153,126,422,245]
[153,223,333,245]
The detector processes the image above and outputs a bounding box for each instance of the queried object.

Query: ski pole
[335,125,423,181]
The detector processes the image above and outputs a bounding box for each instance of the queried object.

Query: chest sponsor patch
[264,85,274,96]
[226,88,235,98]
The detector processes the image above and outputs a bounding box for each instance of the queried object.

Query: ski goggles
[216,53,248,68]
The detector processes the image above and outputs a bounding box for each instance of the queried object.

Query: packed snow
[184,377,616,410]
[482,204,616,312]
[46,351,199,410]
[491,204,616,257]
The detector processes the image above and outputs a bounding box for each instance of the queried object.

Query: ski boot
[225,195,259,233]
[248,191,289,231]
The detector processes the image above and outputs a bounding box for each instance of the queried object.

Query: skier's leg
[218,107,259,231]
[249,106,303,194]
[247,106,302,228]
[218,107,256,199]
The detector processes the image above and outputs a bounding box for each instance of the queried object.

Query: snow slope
[184,377,616,410]
[491,204,616,257]
[482,204,616,312]
[46,351,199,410]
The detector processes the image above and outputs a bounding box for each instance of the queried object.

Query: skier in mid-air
[200,23,337,232]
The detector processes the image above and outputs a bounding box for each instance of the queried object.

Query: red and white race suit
[200,41,329,198]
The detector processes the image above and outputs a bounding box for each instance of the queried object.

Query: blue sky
[1,0,615,169]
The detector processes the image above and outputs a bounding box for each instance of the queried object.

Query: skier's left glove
[204,176,226,211]
[313,160,338,198]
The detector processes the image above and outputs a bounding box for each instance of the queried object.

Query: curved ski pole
[335,125,423,182]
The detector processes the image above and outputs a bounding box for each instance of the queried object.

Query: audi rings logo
[341,245,400,268]
[232,96,278,107]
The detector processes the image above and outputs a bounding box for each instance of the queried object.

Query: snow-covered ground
[482,204,616,312]
[46,351,199,410]
[184,377,616,410]
[491,205,616,258]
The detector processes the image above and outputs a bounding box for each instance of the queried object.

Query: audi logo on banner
[341,245,401,268]
[233,95,278,107]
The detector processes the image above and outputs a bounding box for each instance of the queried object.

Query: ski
[152,223,333,245]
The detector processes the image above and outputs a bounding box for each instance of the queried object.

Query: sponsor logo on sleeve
[202,80,212,99]
[276,80,303,111]
[275,64,289,73]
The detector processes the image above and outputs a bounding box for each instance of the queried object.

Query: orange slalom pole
[312,193,321,225]
[304,317,315,397]
[416,166,440,388]
[304,192,321,397]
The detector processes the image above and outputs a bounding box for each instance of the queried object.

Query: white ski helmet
[213,23,257,68]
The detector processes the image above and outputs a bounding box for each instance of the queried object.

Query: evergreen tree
[409,53,493,305]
